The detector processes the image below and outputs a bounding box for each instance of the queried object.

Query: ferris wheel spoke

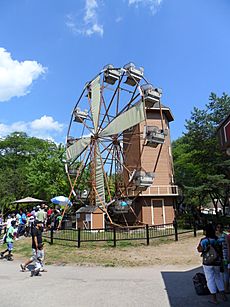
[67,86,88,137]
[99,140,132,175]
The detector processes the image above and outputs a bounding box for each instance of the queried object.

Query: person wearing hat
[20,220,44,272]
[0,220,16,261]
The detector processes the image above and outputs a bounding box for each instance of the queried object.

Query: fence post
[146,224,149,246]
[50,228,53,245]
[173,219,178,241]
[193,221,197,237]
[113,226,116,247]
[77,227,81,248]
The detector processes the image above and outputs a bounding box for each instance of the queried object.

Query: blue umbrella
[51,196,72,207]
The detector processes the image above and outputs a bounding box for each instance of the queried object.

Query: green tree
[173,93,230,214]
[25,144,69,200]
[0,132,71,214]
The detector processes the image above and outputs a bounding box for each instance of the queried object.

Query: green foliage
[173,93,230,213]
[0,132,70,214]
[25,145,69,200]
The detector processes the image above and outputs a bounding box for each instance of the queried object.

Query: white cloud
[115,16,123,23]
[0,116,64,141]
[66,0,103,37]
[128,0,163,15]
[30,115,63,132]
[0,48,46,102]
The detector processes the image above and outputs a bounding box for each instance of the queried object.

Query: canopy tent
[11,197,46,204]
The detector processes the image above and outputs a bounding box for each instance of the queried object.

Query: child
[31,243,45,277]
[0,220,16,261]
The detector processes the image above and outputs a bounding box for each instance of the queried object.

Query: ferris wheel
[65,63,165,225]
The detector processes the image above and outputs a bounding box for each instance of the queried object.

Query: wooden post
[50,228,53,245]
[193,221,197,237]
[146,224,149,246]
[173,219,178,241]
[113,226,116,247]
[77,227,81,248]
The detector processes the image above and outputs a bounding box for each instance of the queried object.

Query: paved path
[0,260,229,307]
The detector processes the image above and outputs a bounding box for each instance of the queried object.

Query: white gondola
[145,126,165,147]
[73,108,88,123]
[141,84,162,108]
[124,62,144,86]
[103,64,121,85]
[66,136,76,147]
[133,170,155,188]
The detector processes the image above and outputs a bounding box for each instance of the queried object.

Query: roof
[147,102,174,122]
[11,197,46,204]
[76,206,102,213]
[217,113,230,131]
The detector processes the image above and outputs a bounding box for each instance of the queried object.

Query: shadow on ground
[162,266,230,307]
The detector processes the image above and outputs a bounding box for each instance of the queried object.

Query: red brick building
[217,113,230,156]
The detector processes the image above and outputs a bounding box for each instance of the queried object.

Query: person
[6,214,13,230]
[197,223,227,304]
[215,223,230,293]
[35,205,45,224]
[31,243,45,277]
[120,198,128,207]
[0,220,16,261]
[20,220,43,272]
[0,214,4,235]
[17,208,27,238]
[46,207,53,228]
[56,212,62,230]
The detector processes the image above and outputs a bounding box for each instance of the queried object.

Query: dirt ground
[13,231,204,267]
[70,232,203,267]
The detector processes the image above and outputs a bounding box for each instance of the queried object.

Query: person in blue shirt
[17,208,27,238]
[0,220,16,260]
[197,223,227,304]
[216,223,230,293]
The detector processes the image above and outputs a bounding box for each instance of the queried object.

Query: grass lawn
[13,237,178,267]
[11,231,201,267]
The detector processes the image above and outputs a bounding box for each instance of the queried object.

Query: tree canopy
[172,93,230,214]
[0,132,70,214]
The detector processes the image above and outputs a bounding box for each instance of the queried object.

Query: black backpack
[193,273,210,295]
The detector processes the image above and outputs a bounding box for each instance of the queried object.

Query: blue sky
[0,0,230,143]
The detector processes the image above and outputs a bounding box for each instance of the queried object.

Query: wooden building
[217,113,230,156]
[123,103,178,225]
[76,206,104,229]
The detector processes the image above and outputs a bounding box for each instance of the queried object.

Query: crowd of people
[0,204,64,277]
[197,223,230,304]
[0,204,64,237]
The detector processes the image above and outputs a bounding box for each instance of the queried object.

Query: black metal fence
[42,220,198,248]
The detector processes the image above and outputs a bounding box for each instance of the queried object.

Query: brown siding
[164,204,175,224]
[139,111,173,185]
[141,206,152,225]
[93,212,104,229]
[152,199,164,225]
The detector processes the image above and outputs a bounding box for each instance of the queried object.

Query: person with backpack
[0,220,16,260]
[197,223,227,304]
[215,223,230,293]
